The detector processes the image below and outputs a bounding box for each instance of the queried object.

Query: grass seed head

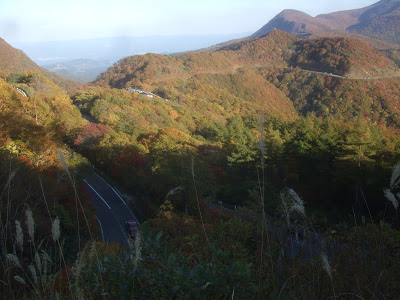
[280,188,306,220]
[15,220,23,251]
[384,189,398,210]
[390,164,400,190]
[321,253,332,279]
[51,217,60,242]
[28,265,38,285]
[7,253,21,268]
[134,232,142,270]
[57,149,73,182]
[34,252,42,274]
[14,275,26,285]
[25,209,35,242]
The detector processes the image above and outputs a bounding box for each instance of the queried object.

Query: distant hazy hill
[98,30,399,85]
[96,31,301,87]
[95,30,400,125]
[95,31,302,119]
[42,58,111,82]
[11,34,251,83]
[347,0,400,45]
[12,34,251,64]
[251,0,400,46]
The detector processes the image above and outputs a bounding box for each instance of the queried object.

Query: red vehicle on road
[125,220,139,239]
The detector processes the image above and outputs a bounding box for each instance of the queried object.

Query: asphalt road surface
[82,172,138,245]
[283,67,400,80]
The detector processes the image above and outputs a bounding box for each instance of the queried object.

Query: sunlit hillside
[1,1,400,298]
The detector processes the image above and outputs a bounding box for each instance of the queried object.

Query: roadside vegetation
[0,30,399,298]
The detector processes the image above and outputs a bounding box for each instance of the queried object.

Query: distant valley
[11,33,250,82]
[1,1,400,298]
[41,58,111,82]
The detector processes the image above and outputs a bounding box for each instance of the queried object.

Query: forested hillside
[251,0,400,46]
[96,31,400,126]
[96,31,296,88]
[347,0,400,45]
[83,30,400,220]
[289,37,400,77]
[1,25,400,299]
[0,38,82,93]
[0,51,99,297]
[267,69,400,125]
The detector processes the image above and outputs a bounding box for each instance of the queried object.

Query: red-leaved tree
[74,123,110,161]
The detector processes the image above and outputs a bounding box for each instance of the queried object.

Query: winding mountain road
[82,172,138,245]
[13,86,27,97]
[283,67,400,80]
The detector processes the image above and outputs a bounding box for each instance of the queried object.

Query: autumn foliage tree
[74,123,110,162]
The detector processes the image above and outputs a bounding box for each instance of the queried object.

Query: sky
[0,0,379,42]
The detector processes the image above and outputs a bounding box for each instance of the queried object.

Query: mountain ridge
[250,0,400,47]
[97,30,400,87]
[0,38,82,93]
[94,30,400,127]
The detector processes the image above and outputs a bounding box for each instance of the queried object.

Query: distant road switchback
[283,67,400,80]
[13,86,28,97]
[82,172,138,245]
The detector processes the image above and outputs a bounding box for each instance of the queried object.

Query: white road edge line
[115,186,138,222]
[94,173,127,205]
[119,224,128,242]
[97,218,105,241]
[94,173,138,223]
[83,179,111,209]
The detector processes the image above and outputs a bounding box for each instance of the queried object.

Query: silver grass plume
[383,164,400,210]
[390,164,400,190]
[51,217,60,242]
[57,149,72,182]
[133,233,142,270]
[25,209,35,242]
[166,186,183,198]
[14,275,26,285]
[41,250,52,264]
[73,249,85,282]
[7,253,21,268]
[127,238,134,260]
[15,220,23,251]
[290,203,306,217]
[42,258,48,279]
[72,250,85,300]
[281,194,290,225]
[384,189,399,210]
[7,167,19,185]
[321,253,332,279]
[34,252,42,274]
[280,188,306,220]
[89,241,96,261]
[287,189,306,216]
[41,250,52,278]
[28,265,38,285]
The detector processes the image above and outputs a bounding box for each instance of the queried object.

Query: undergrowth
[0,157,399,299]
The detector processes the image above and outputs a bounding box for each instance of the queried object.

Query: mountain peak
[251,0,400,46]
[278,9,312,18]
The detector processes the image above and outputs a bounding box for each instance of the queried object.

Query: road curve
[82,172,138,245]
[283,67,400,80]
